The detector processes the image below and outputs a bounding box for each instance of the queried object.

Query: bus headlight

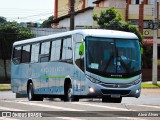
[131,78,141,85]
[86,75,100,83]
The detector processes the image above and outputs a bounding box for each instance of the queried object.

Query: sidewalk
[141,89,160,96]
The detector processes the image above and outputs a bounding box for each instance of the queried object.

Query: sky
[0,0,54,23]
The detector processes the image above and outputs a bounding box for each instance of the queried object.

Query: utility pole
[152,0,158,84]
[70,0,75,30]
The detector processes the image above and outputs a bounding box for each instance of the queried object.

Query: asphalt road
[0,89,160,120]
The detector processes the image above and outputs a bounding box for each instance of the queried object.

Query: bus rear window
[13,46,22,64]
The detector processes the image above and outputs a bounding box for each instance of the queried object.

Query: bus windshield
[86,37,141,78]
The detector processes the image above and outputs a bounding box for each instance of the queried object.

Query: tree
[93,7,151,68]
[0,22,35,82]
[0,17,7,23]
[93,7,142,43]
[41,16,54,28]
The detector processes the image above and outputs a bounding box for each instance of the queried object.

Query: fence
[31,28,67,37]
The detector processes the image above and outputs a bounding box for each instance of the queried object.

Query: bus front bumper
[86,79,141,98]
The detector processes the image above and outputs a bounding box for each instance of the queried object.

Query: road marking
[3,101,85,120]
[14,101,85,111]
[0,117,18,120]
[72,102,129,111]
[3,101,148,120]
[56,117,84,120]
[119,117,147,120]
[0,106,25,111]
[0,106,23,120]
[127,104,160,109]
[71,103,148,120]
[0,105,84,120]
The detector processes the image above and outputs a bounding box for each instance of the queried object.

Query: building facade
[53,0,160,81]
[53,0,160,40]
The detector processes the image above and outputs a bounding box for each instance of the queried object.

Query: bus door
[40,65,49,94]
[74,42,85,95]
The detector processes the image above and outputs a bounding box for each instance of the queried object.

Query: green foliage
[41,16,54,28]
[93,7,142,43]
[0,22,35,59]
[93,7,151,68]
[0,16,7,23]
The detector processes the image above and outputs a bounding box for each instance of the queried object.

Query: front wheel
[64,83,79,102]
[27,82,35,101]
[102,97,122,103]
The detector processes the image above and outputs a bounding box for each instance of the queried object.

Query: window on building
[62,37,72,61]
[22,45,31,63]
[31,43,40,63]
[130,19,139,26]
[51,40,61,61]
[132,0,143,4]
[13,46,22,64]
[87,0,94,7]
[150,0,154,4]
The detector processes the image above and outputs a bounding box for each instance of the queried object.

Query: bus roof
[13,29,138,46]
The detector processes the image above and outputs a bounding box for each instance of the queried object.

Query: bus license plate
[111,94,120,98]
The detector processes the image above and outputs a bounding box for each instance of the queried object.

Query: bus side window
[62,37,72,63]
[31,43,40,63]
[39,41,50,62]
[51,40,61,61]
[74,34,84,71]
[13,46,22,64]
[21,45,31,63]
[75,42,84,71]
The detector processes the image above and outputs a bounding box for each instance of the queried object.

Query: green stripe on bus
[40,75,66,79]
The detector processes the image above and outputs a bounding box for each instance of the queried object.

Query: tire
[64,86,73,102]
[102,97,122,103]
[64,83,79,102]
[27,82,43,101]
[27,82,35,101]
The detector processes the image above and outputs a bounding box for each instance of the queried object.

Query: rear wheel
[27,82,43,101]
[102,97,122,103]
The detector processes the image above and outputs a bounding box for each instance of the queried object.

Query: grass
[0,84,11,91]
[141,83,160,88]
[0,83,160,91]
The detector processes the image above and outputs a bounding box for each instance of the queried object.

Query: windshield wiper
[103,55,114,72]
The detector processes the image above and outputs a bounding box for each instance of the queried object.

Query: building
[53,0,160,81]
[53,0,160,57]
[53,0,159,39]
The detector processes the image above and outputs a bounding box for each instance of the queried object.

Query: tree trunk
[0,35,8,81]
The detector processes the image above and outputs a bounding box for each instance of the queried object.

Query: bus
[11,29,142,103]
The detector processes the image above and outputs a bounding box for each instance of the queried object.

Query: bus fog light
[136,89,140,94]
[89,87,94,93]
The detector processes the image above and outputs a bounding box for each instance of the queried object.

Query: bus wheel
[102,97,122,103]
[27,82,35,101]
[67,86,73,102]
[64,83,73,102]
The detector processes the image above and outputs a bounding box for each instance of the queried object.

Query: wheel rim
[28,84,32,100]
[68,88,72,101]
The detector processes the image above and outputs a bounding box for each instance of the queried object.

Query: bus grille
[101,89,131,96]
[99,83,132,88]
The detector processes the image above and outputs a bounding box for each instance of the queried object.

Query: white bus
[11,29,142,103]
